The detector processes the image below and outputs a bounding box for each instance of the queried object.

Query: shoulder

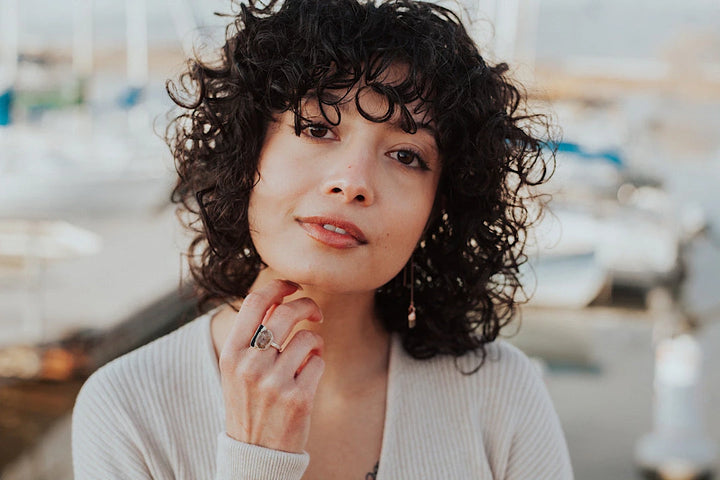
[471,342,573,478]
[477,339,546,394]
[409,340,572,478]
[391,337,572,477]
[397,337,543,393]
[72,312,221,477]
[73,312,216,425]
[476,338,542,376]
[475,340,553,421]
[82,312,211,385]
[463,340,551,421]
[395,337,553,429]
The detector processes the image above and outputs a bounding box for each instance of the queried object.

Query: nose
[321,144,376,205]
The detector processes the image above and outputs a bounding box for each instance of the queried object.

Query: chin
[263,258,393,295]
[288,268,380,294]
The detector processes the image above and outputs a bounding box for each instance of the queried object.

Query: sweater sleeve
[215,433,310,480]
[504,357,574,480]
[73,367,310,480]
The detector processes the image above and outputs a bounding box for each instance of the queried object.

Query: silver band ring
[250,324,281,351]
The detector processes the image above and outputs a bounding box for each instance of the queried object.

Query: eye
[389,149,430,170]
[301,122,336,140]
[395,150,416,165]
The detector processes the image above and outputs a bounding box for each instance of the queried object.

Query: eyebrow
[301,92,437,138]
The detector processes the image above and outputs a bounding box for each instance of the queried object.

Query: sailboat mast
[126,0,148,93]
[0,0,19,125]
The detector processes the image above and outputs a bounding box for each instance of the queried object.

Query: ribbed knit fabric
[72,312,573,479]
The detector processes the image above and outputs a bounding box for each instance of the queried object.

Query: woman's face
[248,88,441,294]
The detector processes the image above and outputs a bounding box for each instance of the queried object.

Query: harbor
[1,0,720,478]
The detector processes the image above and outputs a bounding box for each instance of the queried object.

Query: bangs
[283,57,436,136]
[239,1,454,136]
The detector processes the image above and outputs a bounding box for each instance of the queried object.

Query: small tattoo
[365,461,379,479]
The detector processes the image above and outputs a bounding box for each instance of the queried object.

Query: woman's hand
[218,279,325,454]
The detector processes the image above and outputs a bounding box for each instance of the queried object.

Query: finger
[262,297,323,349]
[223,279,300,354]
[294,354,325,391]
[273,329,324,378]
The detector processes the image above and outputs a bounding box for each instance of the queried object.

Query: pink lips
[297,216,368,249]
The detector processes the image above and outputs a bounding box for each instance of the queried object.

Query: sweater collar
[376,334,491,479]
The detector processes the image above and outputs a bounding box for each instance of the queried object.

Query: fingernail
[284,280,302,290]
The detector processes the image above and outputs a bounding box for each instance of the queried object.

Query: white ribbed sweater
[72,312,573,479]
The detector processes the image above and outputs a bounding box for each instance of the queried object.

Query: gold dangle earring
[404,258,416,329]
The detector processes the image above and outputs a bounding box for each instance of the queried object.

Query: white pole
[514,0,540,73]
[169,0,199,59]
[73,0,94,79]
[467,0,496,54]
[635,289,717,478]
[493,0,520,62]
[0,0,18,126]
[635,334,717,478]
[0,0,19,90]
[126,0,148,90]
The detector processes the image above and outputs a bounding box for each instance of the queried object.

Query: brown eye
[395,150,416,165]
[308,126,329,138]
[389,149,430,171]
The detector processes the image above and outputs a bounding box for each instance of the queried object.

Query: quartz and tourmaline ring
[250,324,281,351]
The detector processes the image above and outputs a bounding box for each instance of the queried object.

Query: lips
[297,216,368,248]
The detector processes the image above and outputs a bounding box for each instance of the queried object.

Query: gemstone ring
[250,324,282,351]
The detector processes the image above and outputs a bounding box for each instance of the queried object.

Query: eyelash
[299,122,333,139]
[298,121,430,171]
[390,148,430,171]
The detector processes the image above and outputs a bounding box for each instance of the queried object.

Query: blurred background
[0,0,719,478]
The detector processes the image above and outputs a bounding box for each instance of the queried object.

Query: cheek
[368,217,428,289]
[246,194,263,252]
[247,176,304,265]
[402,210,432,252]
[383,193,436,257]
[403,183,439,236]
[247,181,279,250]
[248,185,278,225]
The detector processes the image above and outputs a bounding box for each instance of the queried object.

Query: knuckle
[218,351,237,373]
[241,292,267,310]
[219,355,259,383]
[270,303,292,322]
[307,354,325,371]
[299,297,322,317]
[283,390,312,414]
[297,296,317,309]
[270,278,288,290]
[294,330,324,350]
[237,365,263,384]
[257,376,282,399]
[291,329,313,343]
[301,355,325,378]
[292,329,315,343]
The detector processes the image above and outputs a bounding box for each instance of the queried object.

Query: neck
[249,269,392,395]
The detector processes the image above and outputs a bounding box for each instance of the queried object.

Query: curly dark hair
[166,0,555,369]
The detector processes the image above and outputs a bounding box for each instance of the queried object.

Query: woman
[72,0,573,478]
